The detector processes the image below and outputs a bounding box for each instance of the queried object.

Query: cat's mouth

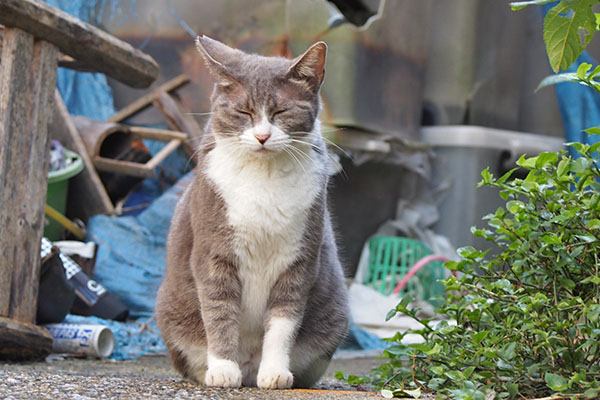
[255,147,275,155]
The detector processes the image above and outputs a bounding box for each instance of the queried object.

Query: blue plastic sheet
[87,172,193,315]
[64,314,166,360]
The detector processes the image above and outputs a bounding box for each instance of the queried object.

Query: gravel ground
[0,352,386,399]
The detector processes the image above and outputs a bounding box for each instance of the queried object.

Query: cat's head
[196,36,326,156]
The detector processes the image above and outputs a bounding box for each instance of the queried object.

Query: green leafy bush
[340,143,600,399]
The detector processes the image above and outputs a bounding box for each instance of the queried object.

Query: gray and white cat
[155,36,349,389]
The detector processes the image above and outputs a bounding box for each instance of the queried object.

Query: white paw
[257,367,294,389]
[205,361,242,388]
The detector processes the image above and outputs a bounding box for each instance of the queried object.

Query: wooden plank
[129,126,188,141]
[0,0,158,88]
[145,139,182,170]
[0,316,53,361]
[12,38,59,323]
[94,157,157,178]
[154,91,203,157]
[108,74,190,122]
[0,28,34,318]
[49,90,116,220]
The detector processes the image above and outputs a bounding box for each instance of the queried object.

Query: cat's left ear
[195,35,241,87]
[287,42,327,93]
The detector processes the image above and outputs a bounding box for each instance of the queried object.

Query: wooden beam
[108,74,190,122]
[49,90,116,220]
[0,0,158,88]
[145,139,182,170]
[0,317,53,361]
[129,126,188,142]
[94,157,157,178]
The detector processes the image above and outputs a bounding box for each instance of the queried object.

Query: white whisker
[184,112,214,116]
[282,145,308,178]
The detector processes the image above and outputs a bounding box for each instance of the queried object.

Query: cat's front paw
[257,367,294,389]
[205,360,242,388]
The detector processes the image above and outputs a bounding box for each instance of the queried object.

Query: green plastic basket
[364,236,446,304]
[45,149,84,240]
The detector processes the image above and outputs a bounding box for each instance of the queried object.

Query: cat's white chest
[206,145,323,324]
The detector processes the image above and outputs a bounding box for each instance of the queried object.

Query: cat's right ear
[195,36,240,88]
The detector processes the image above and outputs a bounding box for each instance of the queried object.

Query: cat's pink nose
[255,133,271,145]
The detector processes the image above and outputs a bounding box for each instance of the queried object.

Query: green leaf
[590,64,600,78]
[385,308,397,322]
[559,277,576,290]
[516,154,537,169]
[584,126,600,135]
[346,374,366,385]
[569,141,591,155]
[545,373,568,392]
[577,62,592,79]
[587,218,600,229]
[572,157,591,173]
[430,366,446,376]
[507,382,519,398]
[499,342,518,360]
[480,167,494,185]
[462,366,475,379]
[575,234,596,243]
[399,295,413,309]
[510,0,556,11]
[507,200,525,214]
[425,343,442,356]
[544,0,597,73]
[556,158,570,177]
[472,331,489,344]
[535,151,559,168]
[444,370,464,382]
[536,72,579,91]
[541,234,562,245]
[584,387,600,398]
[497,167,519,184]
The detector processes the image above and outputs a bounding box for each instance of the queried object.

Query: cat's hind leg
[290,351,332,388]
[165,341,208,384]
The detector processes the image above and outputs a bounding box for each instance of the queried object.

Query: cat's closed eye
[271,109,288,119]
[234,109,253,121]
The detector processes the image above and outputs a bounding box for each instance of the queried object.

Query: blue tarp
[87,172,193,315]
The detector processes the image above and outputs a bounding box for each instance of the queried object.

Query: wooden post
[0,27,56,359]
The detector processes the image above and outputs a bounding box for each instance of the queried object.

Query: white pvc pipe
[44,324,114,358]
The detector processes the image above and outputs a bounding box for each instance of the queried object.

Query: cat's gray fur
[155,36,349,389]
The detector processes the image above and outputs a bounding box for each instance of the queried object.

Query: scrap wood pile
[0,0,202,361]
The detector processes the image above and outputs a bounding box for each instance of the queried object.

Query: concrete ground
[0,351,386,399]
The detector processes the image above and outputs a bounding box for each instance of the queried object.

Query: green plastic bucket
[45,149,84,240]
[364,236,446,305]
